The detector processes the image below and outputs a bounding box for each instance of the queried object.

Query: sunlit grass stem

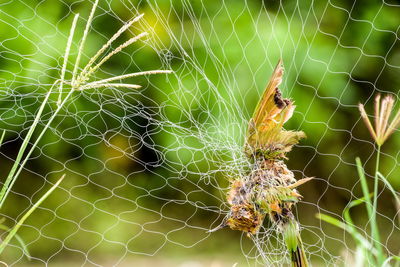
[0,82,58,208]
[58,13,80,106]
[0,223,31,260]
[88,32,148,76]
[0,130,5,146]
[371,145,385,265]
[89,70,173,84]
[0,175,65,254]
[72,0,99,81]
[0,87,75,208]
[0,10,80,208]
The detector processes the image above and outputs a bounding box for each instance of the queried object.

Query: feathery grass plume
[71,14,172,90]
[0,0,172,257]
[358,94,400,146]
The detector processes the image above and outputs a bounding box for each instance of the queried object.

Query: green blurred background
[1,0,400,266]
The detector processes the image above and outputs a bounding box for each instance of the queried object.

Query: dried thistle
[211,60,311,267]
[359,94,400,146]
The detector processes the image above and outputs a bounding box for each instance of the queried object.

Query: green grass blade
[377,172,400,210]
[356,157,374,218]
[0,11,79,208]
[343,193,373,227]
[72,0,98,82]
[0,174,65,254]
[342,194,377,265]
[356,157,385,264]
[316,213,377,256]
[0,88,53,209]
[58,13,80,106]
[0,224,31,260]
[0,130,5,147]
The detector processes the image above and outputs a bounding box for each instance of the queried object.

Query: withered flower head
[359,94,400,146]
[245,60,305,159]
[213,60,310,266]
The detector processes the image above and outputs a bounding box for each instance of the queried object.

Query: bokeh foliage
[1,0,400,265]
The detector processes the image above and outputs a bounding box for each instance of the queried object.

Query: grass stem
[58,13,80,106]
[0,84,56,208]
[372,145,385,265]
[72,0,99,82]
[0,175,65,254]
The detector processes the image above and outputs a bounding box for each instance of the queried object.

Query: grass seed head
[359,94,400,146]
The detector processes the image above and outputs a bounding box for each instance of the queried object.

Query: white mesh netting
[1,0,400,266]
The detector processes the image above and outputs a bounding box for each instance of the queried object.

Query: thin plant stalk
[0,83,57,208]
[80,83,141,90]
[0,175,65,254]
[316,213,376,255]
[72,0,99,82]
[377,172,400,222]
[78,13,144,80]
[357,156,381,261]
[372,145,385,265]
[0,9,79,208]
[0,130,5,147]
[0,223,31,260]
[88,32,148,76]
[0,87,75,208]
[86,70,173,86]
[356,158,373,219]
[58,13,80,106]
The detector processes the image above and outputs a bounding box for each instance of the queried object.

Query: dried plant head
[359,93,400,146]
[245,60,305,159]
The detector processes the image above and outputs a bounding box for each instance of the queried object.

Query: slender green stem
[0,10,80,209]
[371,145,385,265]
[356,158,373,219]
[355,158,378,265]
[0,174,65,254]
[0,84,55,209]
[0,87,75,208]
[0,224,31,260]
[376,172,400,227]
[58,13,80,106]
[0,130,5,147]
[72,0,98,83]
[316,213,377,255]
